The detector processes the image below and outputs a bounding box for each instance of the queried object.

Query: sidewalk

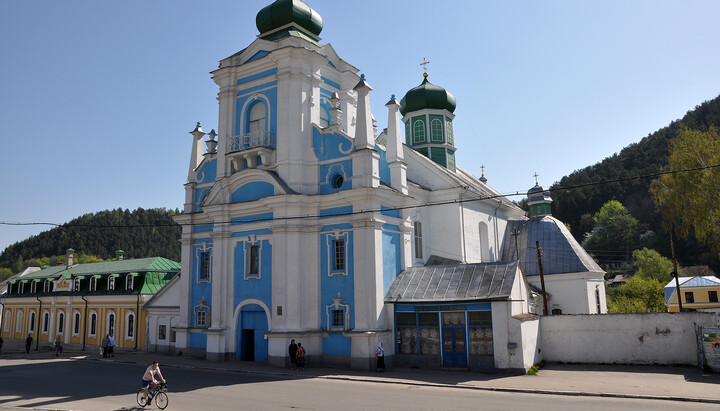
[4,348,720,404]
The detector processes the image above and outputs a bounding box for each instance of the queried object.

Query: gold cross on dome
[533,172,539,184]
[481,165,485,176]
[420,58,430,76]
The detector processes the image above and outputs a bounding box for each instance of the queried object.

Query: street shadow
[539,362,720,385]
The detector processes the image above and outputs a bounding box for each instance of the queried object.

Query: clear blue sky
[1,0,719,254]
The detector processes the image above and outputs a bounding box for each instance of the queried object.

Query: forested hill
[0,208,181,272]
[551,94,720,243]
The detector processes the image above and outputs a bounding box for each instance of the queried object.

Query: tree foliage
[632,247,673,284]
[582,200,645,265]
[0,208,181,272]
[650,126,720,254]
[608,276,667,313]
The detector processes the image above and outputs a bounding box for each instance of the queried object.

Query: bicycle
[136,381,168,409]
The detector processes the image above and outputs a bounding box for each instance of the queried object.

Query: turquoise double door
[236,305,268,362]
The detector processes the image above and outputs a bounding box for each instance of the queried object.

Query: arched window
[125,274,134,290]
[107,312,115,336]
[29,311,36,334]
[126,311,136,339]
[16,310,23,333]
[248,101,266,135]
[412,119,426,144]
[73,311,81,336]
[478,222,491,262]
[42,311,49,334]
[44,279,52,293]
[73,277,81,291]
[57,311,65,334]
[30,280,37,293]
[108,276,115,291]
[89,276,97,291]
[89,311,97,337]
[3,310,9,332]
[430,118,443,142]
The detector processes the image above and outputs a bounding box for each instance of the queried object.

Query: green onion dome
[400,74,456,116]
[256,0,323,37]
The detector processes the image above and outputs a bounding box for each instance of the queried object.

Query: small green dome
[256,0,323,37]
[400,75,456,116]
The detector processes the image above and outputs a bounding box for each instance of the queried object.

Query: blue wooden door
[237,305,268,362]
[442,312,467,367]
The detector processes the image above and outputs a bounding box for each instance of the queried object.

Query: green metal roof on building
[400,75,457,116]
[22,257,180,280]
[256,0,323,40]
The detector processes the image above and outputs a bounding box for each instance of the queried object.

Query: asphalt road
[0,357,718,410]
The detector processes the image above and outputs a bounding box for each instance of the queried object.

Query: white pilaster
[385,95,408,194]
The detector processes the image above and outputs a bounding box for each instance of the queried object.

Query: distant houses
[665,276,720,312]
[0,249,179,351]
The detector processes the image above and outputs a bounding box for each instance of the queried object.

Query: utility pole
[670,231,683,312]
[536,241,549,316]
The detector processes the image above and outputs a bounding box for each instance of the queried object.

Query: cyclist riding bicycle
[142,361,166,405]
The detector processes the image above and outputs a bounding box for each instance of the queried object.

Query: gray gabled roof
[384,261,520,303]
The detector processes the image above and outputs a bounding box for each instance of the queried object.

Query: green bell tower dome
[400,71,458,171]
[256,0,323,42]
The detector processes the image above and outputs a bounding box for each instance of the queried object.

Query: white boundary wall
[540,312,718,365]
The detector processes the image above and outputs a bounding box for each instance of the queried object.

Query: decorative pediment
[202,169,294,207]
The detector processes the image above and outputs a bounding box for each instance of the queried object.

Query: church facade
[162,0,605,372]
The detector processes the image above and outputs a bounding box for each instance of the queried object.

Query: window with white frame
[57,311,65,334]
[195,301,210,328]
[89,311,97,337]
[158,324,167,341]
[107,312,115,336]
[89,276,97,291]
[248,244,260,278]
[125,274,134,290]
[333,239,345,271]
[30,281,37,293]
[413,119,425,144]
[2,310,9,332]
[325,295,349,331]
[18,281,24,293]
[29,311,36,334]
[73,277,81,291]
[44,279,52,293]
[430,118,443,142]
[73,311,81,336]
[199,251,210,281]
[42,311,49,334]
[126,311,135,340]
[248,101,266,135]
[108,276,115,291]
[15,310,23,333]
[413,221,423,259]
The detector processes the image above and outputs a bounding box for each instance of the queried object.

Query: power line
[1,162,718,230]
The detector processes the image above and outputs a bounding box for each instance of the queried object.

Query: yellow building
[0,250,179,352]
[664,276,720,312]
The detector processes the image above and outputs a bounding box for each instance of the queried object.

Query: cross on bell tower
[420,58,430,77]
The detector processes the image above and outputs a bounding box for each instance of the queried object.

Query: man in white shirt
[142,361,166,405]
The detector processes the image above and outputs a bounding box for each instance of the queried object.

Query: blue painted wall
[319,222,354,356]
[312,127,353,161]
[190,238,213,349]
[377,144,391,186]
[231,181,274,203]
[196,158,217,184]
[233,237,272,308]
[382,228,402,295]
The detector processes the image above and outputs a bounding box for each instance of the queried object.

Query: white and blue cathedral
[148,0,607,372]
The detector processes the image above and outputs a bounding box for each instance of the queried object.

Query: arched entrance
[236,304,268,362]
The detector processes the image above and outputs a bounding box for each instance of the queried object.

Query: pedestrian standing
[54,336,63,356]
[25,333,33,354]
[102,334,110,358]
[108,333,115,357]
[296,343,306,370]
[375,342,385,372]
[289,339,298,370]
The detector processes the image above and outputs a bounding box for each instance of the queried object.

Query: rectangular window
[333,240,345,271]
[158,325,167,341]
[199,252,210,280]
[709,291,718,303]
[413,221,423,259]
[332,309,344,327]
[685,291,695,303]
[249,245,259,275]
[171,330,176,343]
[197,310,206,327]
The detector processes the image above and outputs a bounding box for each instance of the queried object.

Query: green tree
[608,276,667,313]
[632,248,673,283]
[651,126,720,254]
[582,200,644,265]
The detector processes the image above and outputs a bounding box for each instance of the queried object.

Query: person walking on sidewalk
[54,336,63,356]
[296,343,306,370]
[108,333,115,357]
[375,342,385,372]
[25,334,33,354]
[289,339,298,370]
[102,334,110,358]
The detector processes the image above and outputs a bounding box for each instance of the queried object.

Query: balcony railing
[228,130,275,153]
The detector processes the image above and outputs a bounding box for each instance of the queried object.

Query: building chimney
[66,248,75,269]
[116,250,125,261]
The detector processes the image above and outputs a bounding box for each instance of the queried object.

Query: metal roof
[500,216,602,276]
[384,261,519,303]
[21,257,180,280]
[664,276,720,303]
